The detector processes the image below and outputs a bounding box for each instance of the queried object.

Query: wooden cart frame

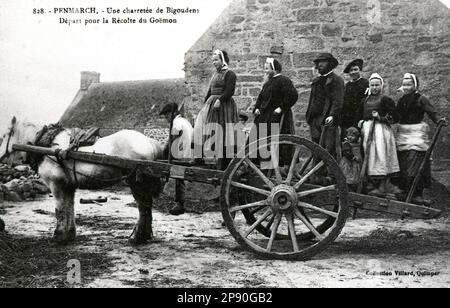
[12,133,442,260]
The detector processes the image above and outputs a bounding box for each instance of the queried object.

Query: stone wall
[184,0,450,166]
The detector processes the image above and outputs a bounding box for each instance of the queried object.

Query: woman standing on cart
[358,73,400,197]
[394,73,447,204]
[193,49,238,170]
[253,58,299,169]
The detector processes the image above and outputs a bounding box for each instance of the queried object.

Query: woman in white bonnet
[358,73,400,197]
[193,49,238,170]
[394,73,447,204]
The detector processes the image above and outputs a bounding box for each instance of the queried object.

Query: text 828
[33,8,45,14]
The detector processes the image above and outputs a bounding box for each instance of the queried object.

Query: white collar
[321,70,333,77]
[351,77,362,82]
[273,74,282,78]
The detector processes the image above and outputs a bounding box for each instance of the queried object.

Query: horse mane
[14,121,42,145]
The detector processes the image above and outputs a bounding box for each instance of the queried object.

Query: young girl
[193,49,238,170]
[394,73,447,204]
[358,73,400,197]
[339,127,362,191]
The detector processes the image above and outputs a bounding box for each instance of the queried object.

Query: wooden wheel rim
[220,135,349,260]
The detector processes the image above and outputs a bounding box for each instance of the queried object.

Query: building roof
[60,78,187,135]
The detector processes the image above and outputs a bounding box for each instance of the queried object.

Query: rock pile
[0,164,34,183]
[0,164,50,202]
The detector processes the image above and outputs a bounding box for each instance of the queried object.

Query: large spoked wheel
[221,135,349,260]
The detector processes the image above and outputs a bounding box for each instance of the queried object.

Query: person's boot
[386,181,403,195]
[169,202,185,215]
[411,186,425,205]
[368,181,386,198]
[368,188,385,198]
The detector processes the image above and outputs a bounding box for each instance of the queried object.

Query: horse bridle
[0,125,15,162]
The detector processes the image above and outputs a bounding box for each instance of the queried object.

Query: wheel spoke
[229,200,268,213]
[293,161,325,190]
[294,208,325,241]
[297,155,313,177]
[249,204,267,215]
[297,201,338,218]
[266,214,276,230]
[243,208,272,238]
[270,146,283,184]
[286,147,301,185]
[297,184,337,198]
[267,213,282,252]
[244,158,275,189]
[231,181,271,196]
[286,213,299,252]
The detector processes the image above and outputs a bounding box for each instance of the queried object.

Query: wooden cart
[12,133,442,260]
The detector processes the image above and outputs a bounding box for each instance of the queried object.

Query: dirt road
[0,188,449,288]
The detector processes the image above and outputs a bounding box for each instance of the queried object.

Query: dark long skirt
[397,150,431,193]
[253,109,295,167]
[204,94,238,170]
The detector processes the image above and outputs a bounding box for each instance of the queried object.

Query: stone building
[60,71,187,142]
[184,0,450,167]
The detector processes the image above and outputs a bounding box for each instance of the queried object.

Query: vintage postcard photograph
[0,0,449,291]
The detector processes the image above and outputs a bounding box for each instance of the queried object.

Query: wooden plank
[298,184,442,219]
[13,144,224,184]
[13,144,57,156]
[348,192,441,219]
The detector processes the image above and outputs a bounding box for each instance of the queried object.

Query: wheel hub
[268,184,298,212]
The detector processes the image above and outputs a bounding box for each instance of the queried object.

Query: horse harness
[27,123,66,171]
[5,123,139,186]
[44,126,135,185]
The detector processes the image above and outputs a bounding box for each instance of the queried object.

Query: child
[394,73,447,204]
[233,110,251,156]
[339,127,362,191]
[358,73,400,197]
[159,103,194,215]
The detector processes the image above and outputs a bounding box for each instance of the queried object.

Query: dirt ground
[0,182,449,288]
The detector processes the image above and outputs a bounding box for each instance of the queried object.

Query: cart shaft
[300,184,441,219]
[348,192,441,219]
[12,143,224,185]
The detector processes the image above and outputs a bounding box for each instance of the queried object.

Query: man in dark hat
[159,103,193,215]
[342,59,369,131]
[305,53,344,158]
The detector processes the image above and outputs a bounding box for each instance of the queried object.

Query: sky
[0,0,449,128]
[0,0,233,127]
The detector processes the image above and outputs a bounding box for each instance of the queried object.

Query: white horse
[0,116,165,245]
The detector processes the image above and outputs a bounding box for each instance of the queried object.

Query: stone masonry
[184,0,450,167]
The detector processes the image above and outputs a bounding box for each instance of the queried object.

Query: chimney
[80,71,100,90]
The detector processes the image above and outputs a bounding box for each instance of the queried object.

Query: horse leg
[50,182,76,244]
[128,178,153,245]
